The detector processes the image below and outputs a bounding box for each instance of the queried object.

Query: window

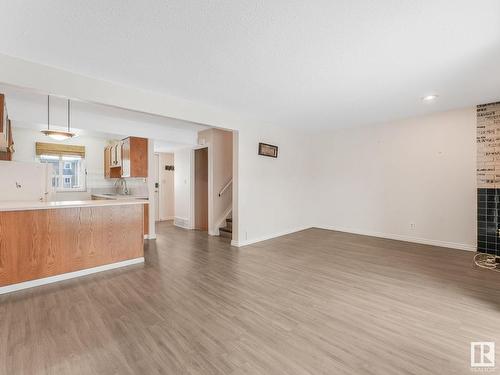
[40,155,86,192]
[63,176,72,188]
[36,142,86,192]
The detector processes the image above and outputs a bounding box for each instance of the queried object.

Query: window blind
[35,142,85,157]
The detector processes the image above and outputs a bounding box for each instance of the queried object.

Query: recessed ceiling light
[422,94,439,102]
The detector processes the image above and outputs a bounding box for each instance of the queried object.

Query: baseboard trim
[0,257,145,295]
[158,216,174,221]
[230,225,476,252]
[315,225,476,252]
[174,216,193,230]
[144,234,157,240]
[231,226,311,247]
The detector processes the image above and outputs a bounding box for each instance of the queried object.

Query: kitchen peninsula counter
[0,198,147,212]
[0,199,147,294]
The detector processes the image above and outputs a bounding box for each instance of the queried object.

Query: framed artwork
[258,143,278,158]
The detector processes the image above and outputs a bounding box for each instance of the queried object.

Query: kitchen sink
[93,193,148,200]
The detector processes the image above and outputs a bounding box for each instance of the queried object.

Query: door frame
[153,153,160,222]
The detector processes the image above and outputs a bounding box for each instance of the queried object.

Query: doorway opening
[194,147,208,231]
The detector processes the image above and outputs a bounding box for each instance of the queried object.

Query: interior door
[194,148,208,231]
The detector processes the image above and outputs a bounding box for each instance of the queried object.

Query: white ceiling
[0,1,499,129]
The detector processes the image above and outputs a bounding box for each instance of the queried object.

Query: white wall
[312,107,477,250]
[234,126,314,246]
[174,147,193,229]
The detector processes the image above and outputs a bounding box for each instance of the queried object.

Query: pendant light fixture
[41,96,76,141]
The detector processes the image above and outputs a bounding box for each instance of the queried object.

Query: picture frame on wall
[258,142,278,158]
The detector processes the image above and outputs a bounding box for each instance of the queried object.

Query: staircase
[219,218,232,239]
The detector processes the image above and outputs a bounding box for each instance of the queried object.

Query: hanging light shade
[41,96,76,141]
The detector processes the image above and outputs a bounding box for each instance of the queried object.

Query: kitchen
[0,87,203,294]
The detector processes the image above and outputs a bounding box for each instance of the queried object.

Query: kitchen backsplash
[90,178,149,197]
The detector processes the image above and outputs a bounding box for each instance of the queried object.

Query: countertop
[91,194,149,200]
[0,199,149,212]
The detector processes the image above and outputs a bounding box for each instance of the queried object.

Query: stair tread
[219,227,232,233]
[226,218,232,223]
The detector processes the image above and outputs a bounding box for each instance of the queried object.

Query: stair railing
[218,178,232,197]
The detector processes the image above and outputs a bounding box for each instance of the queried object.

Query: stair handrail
[218,178,232,197]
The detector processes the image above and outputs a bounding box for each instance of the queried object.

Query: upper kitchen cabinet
[0,94,14,161]
[104,145,121,178]
[121,137,148,178]
[104,137,148,179]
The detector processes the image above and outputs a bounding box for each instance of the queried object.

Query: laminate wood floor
[1,223,499,375]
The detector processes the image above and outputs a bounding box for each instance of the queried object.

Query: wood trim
[0,205,144,287]
[35,142,86,157]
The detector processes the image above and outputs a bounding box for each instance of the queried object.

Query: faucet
[114,178,129,195]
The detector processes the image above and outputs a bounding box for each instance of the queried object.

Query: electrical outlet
[410,223,416,230]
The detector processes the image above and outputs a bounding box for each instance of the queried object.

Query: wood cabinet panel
[130,137,148,177]
[0,205,144,287]
[110,166,122,178]
[121,137,148,178]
